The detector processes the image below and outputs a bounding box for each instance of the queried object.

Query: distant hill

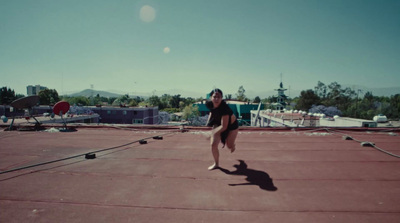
[342,85,400,97]
[66,89,205,99]
[65,86,399,100]
[68,89,122,98]
[248,86,400,99]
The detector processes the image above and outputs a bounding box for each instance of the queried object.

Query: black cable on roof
[0,132,174,175]
[324,128,400,159]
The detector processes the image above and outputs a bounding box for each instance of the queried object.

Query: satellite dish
[53,101,75,132]
[10,96,40,110]
[8,96,42,131]
[53,101,70,116]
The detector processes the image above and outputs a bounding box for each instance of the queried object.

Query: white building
[251,110,378,128]
[27,85,47,96]
[320,116,377,127]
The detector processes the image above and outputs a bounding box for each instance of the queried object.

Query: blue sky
[1,0,399,98]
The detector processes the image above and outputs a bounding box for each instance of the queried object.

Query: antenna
[90,84,94,105]
[61,72,64,96]
[91,84,94,95]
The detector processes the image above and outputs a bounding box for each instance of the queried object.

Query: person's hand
[203,132,211,140]
[211,128,220,136]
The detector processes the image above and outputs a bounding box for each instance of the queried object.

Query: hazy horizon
[62,84,399,99]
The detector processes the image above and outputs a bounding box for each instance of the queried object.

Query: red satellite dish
[53,101,70,116]
[52,101,76,132]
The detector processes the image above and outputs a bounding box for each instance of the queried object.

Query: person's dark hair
[209,88,223,97]
[207,88,224,110]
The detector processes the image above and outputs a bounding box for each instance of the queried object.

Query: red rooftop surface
[0,126,399,222]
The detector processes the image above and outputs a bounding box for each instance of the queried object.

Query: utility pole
[90,84,94,106]
[355,89,362,118]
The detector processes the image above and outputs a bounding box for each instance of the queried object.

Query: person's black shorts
[221,119,239,145]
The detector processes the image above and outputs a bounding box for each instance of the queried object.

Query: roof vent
[139,140,147,144]
[85,153,96,159]
[342,136,353,140]
[361,142,375,147]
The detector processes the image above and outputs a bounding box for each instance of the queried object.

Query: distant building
[27,85,47,96]
[90,106,159,124]
[0,105,159,125]
[320,116,377,128]
[273,81,287,111]
[250,110,378,128]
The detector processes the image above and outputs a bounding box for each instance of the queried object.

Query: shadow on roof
[218,160,278,191]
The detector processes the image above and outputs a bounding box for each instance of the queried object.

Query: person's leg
[209,133,220,170]
[226,129,239,153]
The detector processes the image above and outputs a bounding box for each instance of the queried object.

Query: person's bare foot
[230,146,236,153]
[208,163,219,170]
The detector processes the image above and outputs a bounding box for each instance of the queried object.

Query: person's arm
[212,115,229,135]
[206,112,212,126]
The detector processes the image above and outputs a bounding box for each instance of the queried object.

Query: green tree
[326,82,342,99]
[225,94,232,100]
[128,99,138,107]
[353,91,375,119]
[295,89,320,111]
[315,82,355,116]
[161,108,180,113]
[16,94,25,100]
[112,94,131,106]
[38,89,60,105]
[170,94,181,108]
[388,94,400,119]
[266,95,278,103]
[182,105,200,124]
[106,97,116,105]
[236,86,247,101]
[253,96,261,103]
[63,96,90,106]
[181,97,196,109]
[314,81,327,99]
[148,95,161,107]
[160,94,172,109]
[179,101,185,110]
[0,87,17,105]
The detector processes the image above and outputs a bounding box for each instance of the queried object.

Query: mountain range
[68,89,122,98]
[66,86,400,99]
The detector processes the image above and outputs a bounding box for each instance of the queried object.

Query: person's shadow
[218,160,278,191]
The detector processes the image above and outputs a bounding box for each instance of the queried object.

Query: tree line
[1,83,399,120]
[293,81,399,120]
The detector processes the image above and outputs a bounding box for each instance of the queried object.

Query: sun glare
[140,5,156,22]
[163,47,170,54]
